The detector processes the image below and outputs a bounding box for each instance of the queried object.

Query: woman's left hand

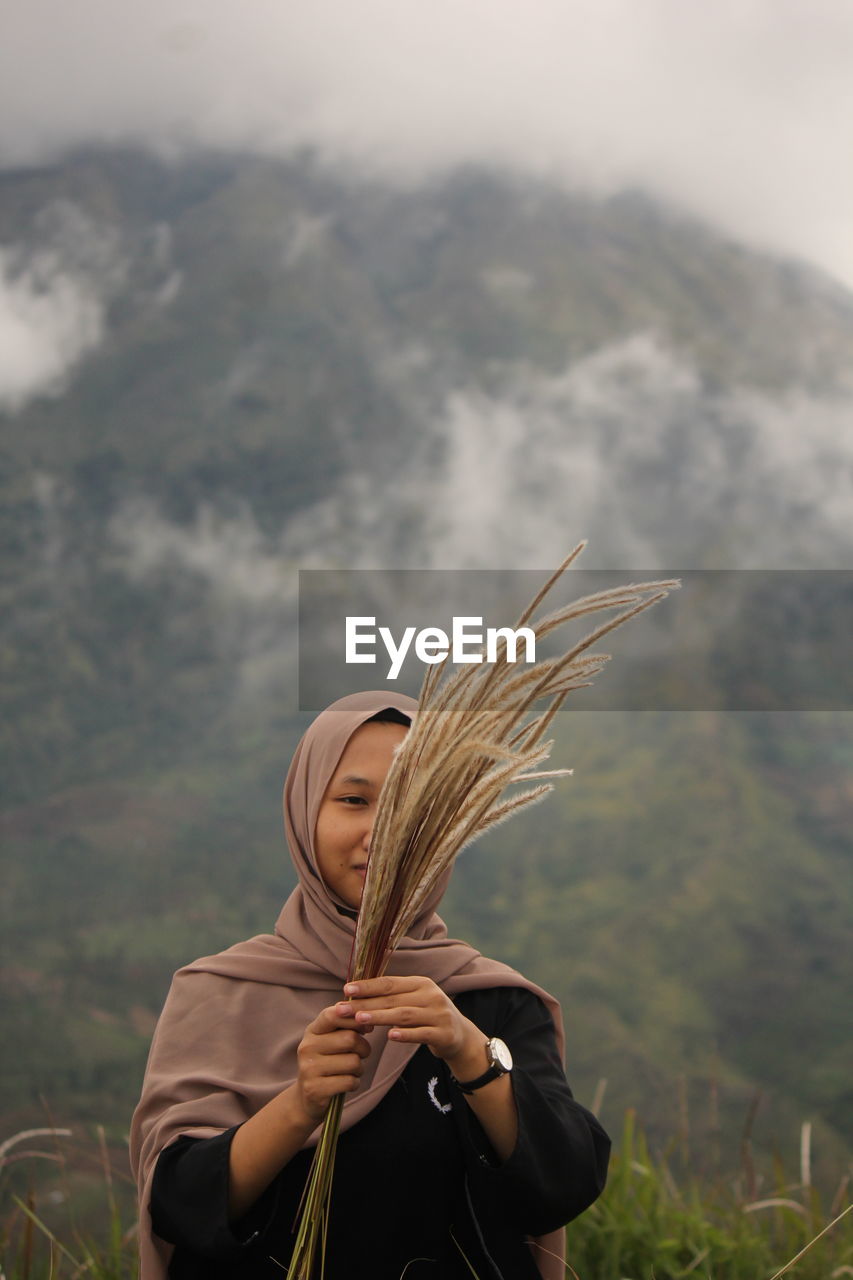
[336,976,487,1078]
[339,975,519,1161]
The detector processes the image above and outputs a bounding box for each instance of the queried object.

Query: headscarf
[130,691,566,1280]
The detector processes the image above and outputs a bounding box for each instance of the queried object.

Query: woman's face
[314,719,408,909]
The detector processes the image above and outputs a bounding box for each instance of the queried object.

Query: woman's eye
[340,795,368,805]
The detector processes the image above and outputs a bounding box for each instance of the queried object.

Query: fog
[2,2,853,287]
[108,334,853,595]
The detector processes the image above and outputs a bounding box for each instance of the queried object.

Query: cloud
[0,200,130,412]
[1,2,853,287]
[415,336,853,571]
[0,246,104,412]
[109,333,853,602]
[100,328,853,706]
[0,200,188,414]
[111,497,294,605]
[108,497,299,695]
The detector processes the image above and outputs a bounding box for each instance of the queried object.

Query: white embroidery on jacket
[427,1075,452,1114]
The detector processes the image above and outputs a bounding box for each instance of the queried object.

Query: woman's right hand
[228,1008,372,1219]
[293,1005,373,1126]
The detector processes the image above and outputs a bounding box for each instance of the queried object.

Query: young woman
[131,691,610,1280]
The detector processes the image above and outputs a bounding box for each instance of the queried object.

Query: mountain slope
[1,149,850,1179]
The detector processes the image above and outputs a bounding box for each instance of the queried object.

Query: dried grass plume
[290,542,680,1277]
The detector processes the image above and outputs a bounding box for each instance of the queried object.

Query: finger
[299,1046,367,1078]
[355,1006,433,1029]
[337,990,434,1016]
[342,976,423,1000]
[311,1005,368,1034]
[336,997,396,1017]
[309,1051,366,1078]
[310,1006,348,1034]
[310,1073,363,1098]
[307,1029,372,1057]
[386,1026,437,1046]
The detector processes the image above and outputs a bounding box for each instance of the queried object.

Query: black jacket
[150,986,610,1279]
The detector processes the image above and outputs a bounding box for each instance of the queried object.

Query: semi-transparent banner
[298,570,852,711]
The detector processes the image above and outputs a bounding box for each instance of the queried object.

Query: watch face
[489,1037,513,1072]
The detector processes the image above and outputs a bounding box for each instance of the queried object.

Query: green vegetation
[567,1113,852,1279]
[1,1113,849,1279]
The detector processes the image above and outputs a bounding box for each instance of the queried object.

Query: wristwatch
[451,1037,513,1094]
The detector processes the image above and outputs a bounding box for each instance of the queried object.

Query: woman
[131,691,610,1280]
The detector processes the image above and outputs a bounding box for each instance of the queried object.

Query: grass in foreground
[0,1111,850,1279]
[567,1111,852,1279]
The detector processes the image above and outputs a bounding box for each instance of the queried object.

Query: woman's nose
[361,819,374,850]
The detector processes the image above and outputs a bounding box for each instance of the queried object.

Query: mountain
[1,148,851,1183]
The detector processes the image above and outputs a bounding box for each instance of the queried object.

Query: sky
[1,1,853,289]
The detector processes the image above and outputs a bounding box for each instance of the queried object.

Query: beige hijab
[130,691,566,1280]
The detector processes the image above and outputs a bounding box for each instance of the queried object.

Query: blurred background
[1,0,851,1216]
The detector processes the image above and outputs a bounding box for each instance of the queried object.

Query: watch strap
[451,1062,505,1094]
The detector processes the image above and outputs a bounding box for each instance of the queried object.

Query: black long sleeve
[450,987,610,1236]
[151,1127,281,1263]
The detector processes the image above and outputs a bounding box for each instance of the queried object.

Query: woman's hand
[228,1008,372,1220]
[336,976,487,1082]
[294,1006,373,1127]
[336,977,518,1161]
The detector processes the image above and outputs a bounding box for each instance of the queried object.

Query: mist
[105,331,853,626]
[2,2,853,287]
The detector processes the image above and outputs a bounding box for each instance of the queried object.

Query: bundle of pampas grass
[289,543,680,1277]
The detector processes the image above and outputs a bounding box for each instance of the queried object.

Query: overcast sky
[2,1,853,288]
